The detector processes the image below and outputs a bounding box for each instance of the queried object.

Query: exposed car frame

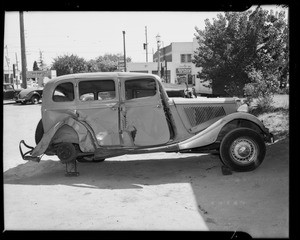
[19,72,273,176]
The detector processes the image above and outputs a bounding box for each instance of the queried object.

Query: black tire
[35,119,44,144]
[31,95,40,104]
[56,142,78,163]
[219,128,266,172]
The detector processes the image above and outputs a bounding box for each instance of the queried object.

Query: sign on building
[176,67,192,84]
[118,60,125,71]
[27,70,57,87]
[176,67,192,75]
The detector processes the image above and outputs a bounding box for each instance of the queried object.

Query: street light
[156,33,161,78]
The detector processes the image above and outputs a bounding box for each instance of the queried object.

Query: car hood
[170,96,238,105]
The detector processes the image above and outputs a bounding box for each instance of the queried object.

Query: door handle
[108,103,118,110]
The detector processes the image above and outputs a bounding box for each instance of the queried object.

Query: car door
[76,78,121,146]
[121,77,170,147]
[3,84,14,100]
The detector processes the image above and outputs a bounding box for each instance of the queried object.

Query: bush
[243,68,281,113]
[249,96,274,116]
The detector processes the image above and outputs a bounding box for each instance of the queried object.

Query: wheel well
[216,119,264,143]
[31,94,40,99]
[51,125,79,144]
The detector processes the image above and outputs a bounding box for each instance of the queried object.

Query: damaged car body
[19,72,274,176]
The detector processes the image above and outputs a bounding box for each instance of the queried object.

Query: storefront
[175,67,194,85]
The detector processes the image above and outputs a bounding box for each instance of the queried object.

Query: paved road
[3,103,289,237]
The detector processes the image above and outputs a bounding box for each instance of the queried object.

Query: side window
[125,78,157,100]
[79,80,116,102]
[53,82,74,102]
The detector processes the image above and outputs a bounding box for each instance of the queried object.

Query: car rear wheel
[219,128,266,172]
[31,95,40,104]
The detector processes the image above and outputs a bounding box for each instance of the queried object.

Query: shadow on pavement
[4,154,222,189]
[3,138,289,236]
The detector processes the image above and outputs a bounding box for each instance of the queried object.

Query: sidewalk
[3,100,16,105]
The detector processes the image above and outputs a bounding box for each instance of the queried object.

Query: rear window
[125,78,156,100]
[79,80,116,101]
[53,82,74,102]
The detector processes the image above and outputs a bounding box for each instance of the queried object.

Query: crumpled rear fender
[178,112,270,150]
[31,117,96,157]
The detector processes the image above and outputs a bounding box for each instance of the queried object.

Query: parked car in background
[19,72,273,176]
[15,87,43,104]
[3,83,22,100]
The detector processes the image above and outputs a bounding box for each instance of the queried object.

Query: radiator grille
[184,105,226,127]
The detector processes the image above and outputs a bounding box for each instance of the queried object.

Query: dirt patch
[258,109,289,139]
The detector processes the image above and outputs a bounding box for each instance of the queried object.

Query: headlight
[237,103,249,113]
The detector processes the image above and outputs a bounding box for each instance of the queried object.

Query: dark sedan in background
[15,87,43,104]
[3,83,22,100]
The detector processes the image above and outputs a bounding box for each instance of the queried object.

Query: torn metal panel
[31,117,95,157]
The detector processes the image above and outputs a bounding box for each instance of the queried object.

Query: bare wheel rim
[230,137,258,165]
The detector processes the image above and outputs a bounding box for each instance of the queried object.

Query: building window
[152,70,158,76]
[187,54,192,62]
[180,54,192,63]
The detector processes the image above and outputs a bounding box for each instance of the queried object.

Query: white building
[3,62,22,89]
[127,38,212,95]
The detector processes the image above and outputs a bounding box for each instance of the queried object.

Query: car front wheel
[219,128,266,172]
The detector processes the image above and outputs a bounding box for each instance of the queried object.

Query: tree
[33,61,39,71]
[193,7,288,97]
[51,54,87,76]
[86,53,132,72]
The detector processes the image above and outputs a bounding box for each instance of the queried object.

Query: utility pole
[156,34,161,78]
[15,53,19,88]
[4,45,10,83]
[145,26,148,62]
[122,31,127,72]
[19,11,27,89]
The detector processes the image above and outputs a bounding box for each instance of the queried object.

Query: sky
[4,6,285,71]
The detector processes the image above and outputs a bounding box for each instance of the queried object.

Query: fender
[178,112,270,150]
[31,117,96,157]
[28,90,41,98]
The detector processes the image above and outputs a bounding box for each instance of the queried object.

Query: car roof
[46,72,159,85]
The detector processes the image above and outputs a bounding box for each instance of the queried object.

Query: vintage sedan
[19,72,273,176]
[3,83,22,100]
[15,87,43,104]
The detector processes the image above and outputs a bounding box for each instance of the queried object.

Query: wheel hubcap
[230,138,258,164]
